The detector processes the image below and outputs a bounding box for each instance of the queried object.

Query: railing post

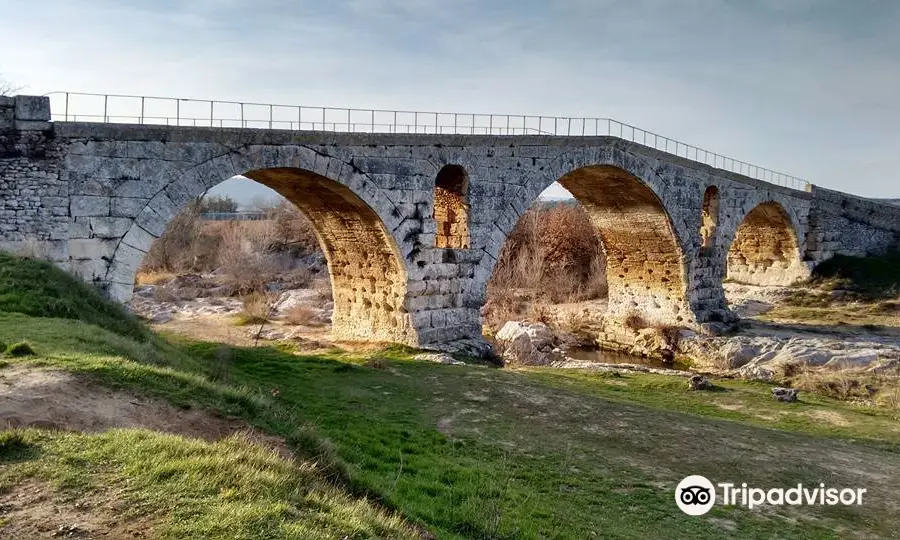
[140,96,145,125]
[64,93,69,122]
[103,95,108,123]
[210,101,214,127]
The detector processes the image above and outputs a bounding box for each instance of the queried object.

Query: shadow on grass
[0,431,42,464]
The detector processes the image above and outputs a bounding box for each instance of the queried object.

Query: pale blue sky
[2,0,898,198]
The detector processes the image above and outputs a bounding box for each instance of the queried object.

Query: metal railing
[201,211,268,221]
[44,91,810,191]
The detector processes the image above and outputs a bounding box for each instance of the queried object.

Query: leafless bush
[141,198,211,272]
[487,203,607,309]
[138,198,322,295]
[237,291,274,325]
[623,313,647,332]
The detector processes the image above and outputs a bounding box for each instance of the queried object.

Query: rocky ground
[130,276,900,388]
[130,275,335,348]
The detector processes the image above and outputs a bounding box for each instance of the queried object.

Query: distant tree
[200,195,239,213]
[0,74,21,96]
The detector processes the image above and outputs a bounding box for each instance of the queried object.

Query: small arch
[726,201,806,286]
[433,164,470,249]
[701,186,720,249]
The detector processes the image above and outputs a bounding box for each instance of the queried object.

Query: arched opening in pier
[433,164,471,249]
[485,166,689,339]
[701,186,720,250]
[131,170,412,344]
[726,201,805,286]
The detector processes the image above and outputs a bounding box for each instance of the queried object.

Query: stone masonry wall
[806,186,900,262]
[0,96,68,261]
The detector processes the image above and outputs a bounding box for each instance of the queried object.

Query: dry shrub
[313,278,333,302]
[139,198,322,296]
[266,201,320,256]
[365,357,389,370]
[283,305,324,327]
[236,291,275,325]
[623,313,647,332]
[141,198,207,272]
[791,370,875,402]
[487,203,607,308]
[135,270,175,286]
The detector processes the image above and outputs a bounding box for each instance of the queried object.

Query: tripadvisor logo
[675,475,867,516]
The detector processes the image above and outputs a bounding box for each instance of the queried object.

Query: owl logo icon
[675,475,716,515]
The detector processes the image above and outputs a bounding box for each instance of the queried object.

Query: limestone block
[14,96,50,121]
[121,224,156,252]
[70,259,110,282]
[89,217,133,238]
[68,238,117,259]
[69,217,91,239]
[0,107,13,130]
[106,243,145,284]
[15,120,52,131]
[70,196,110,217]
[111,197,148,218]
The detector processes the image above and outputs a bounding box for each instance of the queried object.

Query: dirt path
[0,364,290,455]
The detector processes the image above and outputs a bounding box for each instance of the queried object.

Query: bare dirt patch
[0,479,157,539]
[805,409,852,427]
[0,365,291,458]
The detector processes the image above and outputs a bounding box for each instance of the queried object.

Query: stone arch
[554,165,691,327]
[726,201,807,286]
[105,147,416,345]
[433,164,470,249]
[701,185,720,249]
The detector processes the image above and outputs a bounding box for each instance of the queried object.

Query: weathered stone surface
[70,196,110,217]
[772,387,799,402]
[14,96,50,121]
[1,94,898,349]
[495,321,555,365]
[688,375,712,391]
[68,239,117,260]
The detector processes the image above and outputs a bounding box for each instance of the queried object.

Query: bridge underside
[558,165,692,327]
[243,168,415,344]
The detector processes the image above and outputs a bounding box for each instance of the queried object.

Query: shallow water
[563,347,690,371]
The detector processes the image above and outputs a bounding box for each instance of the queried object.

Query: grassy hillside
[2,255,900,538]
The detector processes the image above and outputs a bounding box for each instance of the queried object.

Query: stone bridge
[2,95,899,350]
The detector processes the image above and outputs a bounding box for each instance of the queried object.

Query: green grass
[809,251,900,299]
[0,429,415,539]
[2,254,900,538]
[0,252,147,340]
